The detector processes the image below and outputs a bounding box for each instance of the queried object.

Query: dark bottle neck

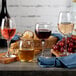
[1,0,8,14]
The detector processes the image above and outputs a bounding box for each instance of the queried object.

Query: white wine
[58,22,74,35]
[18,49,34,62]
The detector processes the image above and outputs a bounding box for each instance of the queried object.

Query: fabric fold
[38,57,56,68]
[37,53,76,68]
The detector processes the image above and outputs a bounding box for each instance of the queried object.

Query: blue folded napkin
[12,35,20,41]
[11,35,20,43]
[12,33,62,41]
[58,53,76,68]
[51,33,63,40]
[38,53,76,68]
[38,57,56,68]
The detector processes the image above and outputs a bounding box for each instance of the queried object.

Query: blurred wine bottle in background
[0,0,10,47]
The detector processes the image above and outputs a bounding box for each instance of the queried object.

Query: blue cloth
[12,33,62,41]
[51,33,63,40]
[38,53,76,68]
[38,57,56,68]
[12,35,20,41]
[58,53,76,68]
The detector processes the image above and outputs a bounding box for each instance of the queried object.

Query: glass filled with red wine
[35,23,51,57]
[1,17,16,57]
[58,11,74,55]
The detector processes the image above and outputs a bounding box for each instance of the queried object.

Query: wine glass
[35,23,51,57]
[1,17,16,57]
[58,11,74,55]
[18,39,34,62]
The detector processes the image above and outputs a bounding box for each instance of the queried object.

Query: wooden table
[0,48,76,76]
[0,62,76,76]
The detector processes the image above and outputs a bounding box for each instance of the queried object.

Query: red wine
[1,28,16,40]
[35,29,51,40]
[0,0,10,47]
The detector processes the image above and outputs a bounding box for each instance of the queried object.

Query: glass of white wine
[18,39,35,62]
[58,11,74,55]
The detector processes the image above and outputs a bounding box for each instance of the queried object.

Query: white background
[0,0,73,33]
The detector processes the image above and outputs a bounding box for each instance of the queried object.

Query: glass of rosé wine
[1,17,16,57]
[35,23,51,58]
[58,11,74,55]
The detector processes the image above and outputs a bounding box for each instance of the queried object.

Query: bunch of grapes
[52,37,76,53]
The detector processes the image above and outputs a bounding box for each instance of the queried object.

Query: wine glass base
[40,49,52,58]
[40,55,51,59]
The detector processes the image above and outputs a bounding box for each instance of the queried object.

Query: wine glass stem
[41,40,45,56]
[6,40,10,57]
[64,36,67,55]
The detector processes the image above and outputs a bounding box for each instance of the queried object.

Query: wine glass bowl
[58,23,74,36]
[18,39,34,62]
[35,23,51,57]
[58,11,74,55]
[1,17,16,57]
[35,23,51,40]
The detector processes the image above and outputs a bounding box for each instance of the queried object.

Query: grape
[74,40,76,44]
[68,48,72,52]
[53,45,59,50]
[67,40,70,44]
[52,37,76,53]
[59,41,64,47]
[70,38,73,42]
[60,47,64,52]
[62,37,65,42]
[67,37,71,40]
[69,42,73,48]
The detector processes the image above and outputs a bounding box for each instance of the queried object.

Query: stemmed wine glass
[1,17,16,57]
[58,11,74,55]
[35,23,51,57]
